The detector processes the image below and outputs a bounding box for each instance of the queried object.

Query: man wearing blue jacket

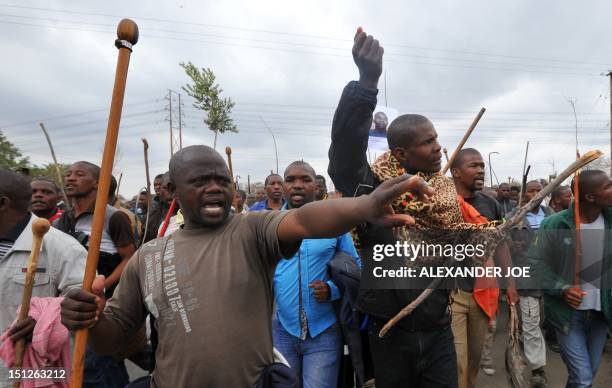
[273,161,361,388]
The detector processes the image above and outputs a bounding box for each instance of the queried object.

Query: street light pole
[259,116,279,174]
[488,152,499,187]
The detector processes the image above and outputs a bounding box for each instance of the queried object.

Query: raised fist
[352,27,384,89]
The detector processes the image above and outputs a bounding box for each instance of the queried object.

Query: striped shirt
[0,214,30,260]
[0,241,12,260]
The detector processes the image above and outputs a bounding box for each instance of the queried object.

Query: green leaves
[0,131,30,170]
[180,62,237,148]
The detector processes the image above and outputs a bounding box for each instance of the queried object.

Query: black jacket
[328,81,450,331]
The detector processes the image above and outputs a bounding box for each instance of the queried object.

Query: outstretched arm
[328,27,384,196]
[277,174,433,250]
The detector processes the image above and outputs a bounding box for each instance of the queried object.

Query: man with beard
[507,179,555,387]
[55,161,137,388]
[529,170,612,387]
[59,145,432,387]
[497,182,517,218]
[250,174,285,211]
[450,148,504,387]
[315,175,328,201]
[549,185,572,213]
[328,27,517,388]
[30,177,64,223]
[273,161,360,388]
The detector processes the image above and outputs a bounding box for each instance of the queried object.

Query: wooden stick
[441,107,486,174]
[11,219,50,388]
[378,149,603,338]
[70,19,138,388]
[39,122,71,212]
[517,141,530,207]
[115,172,123,203]
[225,146,236,189]
[443,148,449,163]
[142,138,151,244]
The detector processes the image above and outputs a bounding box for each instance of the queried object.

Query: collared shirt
[274,221,361,338]
[0,214,87,332]
[525,205,546,230]
[249,199,285,212]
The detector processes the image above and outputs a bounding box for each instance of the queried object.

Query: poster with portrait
[368,105,398,163]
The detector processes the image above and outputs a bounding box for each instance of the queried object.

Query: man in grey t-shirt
[60,145,433,387]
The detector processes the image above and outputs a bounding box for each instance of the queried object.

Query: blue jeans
[83,347,129,388]
[272,319,342,388]
[556,310,609,388]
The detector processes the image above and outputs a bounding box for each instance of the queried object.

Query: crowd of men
[1,27,611,388]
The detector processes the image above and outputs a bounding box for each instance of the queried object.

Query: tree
[180,62,237,149]
[0,130,30,169]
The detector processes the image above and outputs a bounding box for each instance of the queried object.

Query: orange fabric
[457,195,499,320]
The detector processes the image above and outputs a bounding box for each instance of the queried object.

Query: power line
[1,3,610,68]
[0,19,599,77]
[0,12,605,74]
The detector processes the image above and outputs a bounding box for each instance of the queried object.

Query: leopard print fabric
[370,151,502,266]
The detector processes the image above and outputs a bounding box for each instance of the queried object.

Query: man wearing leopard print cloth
[328,27,518,388]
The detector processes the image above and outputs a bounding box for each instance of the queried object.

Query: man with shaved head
[529,170,612,387]
[60,145,432,387]
[450,148,504,386]
[328,28,517,388]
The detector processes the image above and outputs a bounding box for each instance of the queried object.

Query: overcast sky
[1,0,610,198]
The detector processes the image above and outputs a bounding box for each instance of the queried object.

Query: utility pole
[178,93,183,150]
[168,89,173,156]
[608,71,612,175]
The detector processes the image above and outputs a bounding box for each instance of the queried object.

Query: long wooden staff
[378,150,603,337]
[11,219,50,388]
[39,122,71,212]
[70,19,138,388]
[443,148,449,163]
[141,138,152,243]
[441,107,486,175]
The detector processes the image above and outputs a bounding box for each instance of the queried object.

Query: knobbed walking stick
[378,150,604,338]
[70,19,139,388]
[11,219,51,388]
[225,146,236,189]
[441,107,486,175]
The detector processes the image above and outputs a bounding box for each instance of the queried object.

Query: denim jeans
[556,309,609,388]
[272,319,342,388]
[83,347,129,388]
[368,318,458,388]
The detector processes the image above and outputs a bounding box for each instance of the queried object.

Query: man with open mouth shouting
[60,145,432,388]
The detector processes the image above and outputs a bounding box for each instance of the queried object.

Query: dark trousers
[368,319,458,388]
